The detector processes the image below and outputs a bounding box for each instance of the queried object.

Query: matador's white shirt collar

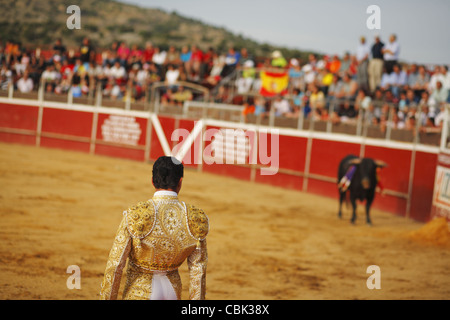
[153,190,178,197]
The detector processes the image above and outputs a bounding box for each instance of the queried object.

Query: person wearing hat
[100,156,209,300]
[271,50,287,68]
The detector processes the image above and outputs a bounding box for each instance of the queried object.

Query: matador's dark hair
[152,156,184,190]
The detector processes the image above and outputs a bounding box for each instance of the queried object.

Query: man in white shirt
[382,34,400,74]
[165,64,180,87]
[16,71,34,93]
[110,61,126,80]
[273,95,291,117]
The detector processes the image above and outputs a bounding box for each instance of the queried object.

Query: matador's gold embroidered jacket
[99,193,209,300]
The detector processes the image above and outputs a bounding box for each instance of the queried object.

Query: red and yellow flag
[259,71,289,97]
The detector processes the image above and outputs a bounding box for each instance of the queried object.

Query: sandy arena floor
[0,142,449,300]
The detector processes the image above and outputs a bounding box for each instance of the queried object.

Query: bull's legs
[350,195,357,224]
[338,191,346,219]
[365,196,374,225]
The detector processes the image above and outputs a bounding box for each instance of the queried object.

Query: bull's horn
[375,160,388,167]
[348,158,362,165]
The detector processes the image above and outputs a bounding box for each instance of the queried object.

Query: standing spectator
[235,60,255,94]
[16,71,34,93]
[271,50,287,68]
[382,34,400,74]
[165,64,180,88]
[152,47,167,77]
[189,45,203,81]
[52,38,66,62]
[339,52,351,76]
[368,34,384,92]
[288,58,304,91]
[356,36,370,91]
[117,42,130,67]
[80,37,94,64]
[221,47,240,78]
[142,41,155,63]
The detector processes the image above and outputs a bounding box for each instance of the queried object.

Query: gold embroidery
[99,194,209,300]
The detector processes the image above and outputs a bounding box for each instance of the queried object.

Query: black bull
[337,155,387,225]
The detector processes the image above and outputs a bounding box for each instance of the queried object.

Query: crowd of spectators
[238,34,450,135]
[1,34,449,135]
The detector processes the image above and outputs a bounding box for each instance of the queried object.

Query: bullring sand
[0,142,449,300]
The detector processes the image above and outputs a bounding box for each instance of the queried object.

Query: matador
[100,156,209,300]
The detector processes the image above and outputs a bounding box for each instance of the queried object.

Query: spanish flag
[259,71,289,97]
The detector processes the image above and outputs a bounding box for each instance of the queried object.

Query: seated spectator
[428,65,445,93]
[16,71,34,93]
[242,99,256,122]
[273,95,292,117]
[254,96,268,117]
[203,51,224,87]
[171,86,193,106]
[411,65,429,97]
[41,63,60,91]
[354,88,372,115]
[180,45,191,64]
[164,45,181,67]
[407,64,418,89]
[213,85,228,103]
[128,44,143,65]
[389,63,408,97]
[308,83,325,110]
[339,52,351,76]
[110,60,127,83]
[328,55,341,74]
[337,72,358,101]
[160,88,174,107]
[443,65,450,102]
[334,101,358,124]
[302,64,316,85]
[103,77,122,100]
[52,38,67,62]
[71,74,82,98]
[164,64,180,87]
[428,81,448,110]
[0,64,13,90]
[327,74,342,104]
